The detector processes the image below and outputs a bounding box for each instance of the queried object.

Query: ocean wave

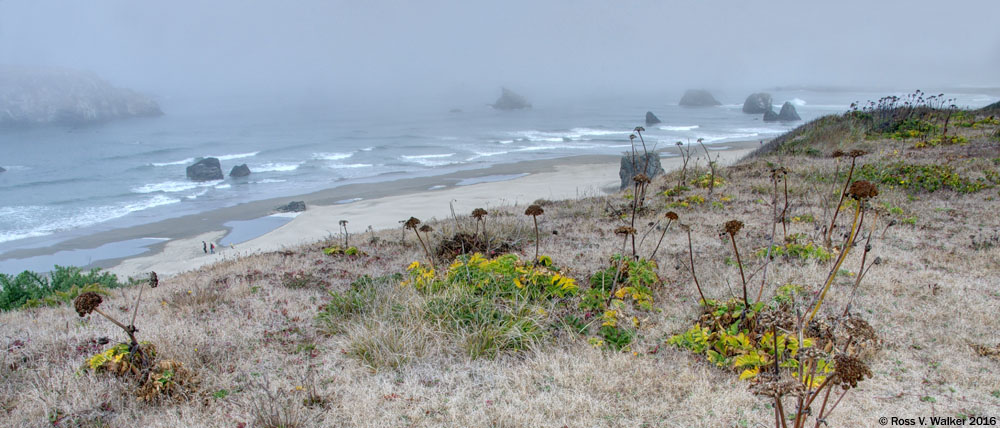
[336,197,363,204]
[400,153,458,167]
[327,163,372,169]
[132,180,220,194]
[0,195,181,244]
[700,133,762,143]
[658,125,700,131]
[360,147,375,151]
[402,153,456,159]
[150,157,195,167]
[734,127,789,134]
[252,179,287,184]
[185,188,210,200]
[215,183,231,189]
[254,162,302,172]
[311,152,353,161]
[466,151,508,161]
[210,151,260,161]
[789,98,807,106]
[569,128,629,137]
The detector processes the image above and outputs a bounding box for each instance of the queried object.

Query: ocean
[1,88,996,262]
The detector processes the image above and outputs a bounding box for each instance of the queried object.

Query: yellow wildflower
[407,261,420,270]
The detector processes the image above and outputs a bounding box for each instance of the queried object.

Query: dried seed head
[634,126,645,133]
[629,134,636,141]
[74,292,103,317]
[614,226,636,236]
[524,205,544,216]
[833,353,872,389]
[471,208,488,219]
[149,271,158,288]
[831,150,846,158]
[339,220,348,226]
[404,217,421,229]
[633,173,651,184]
[848,149,868,158]
[419,224,434,233]
[750,372,804,398]
[848,180,879,200]
[724,220,744,236]
[679,223,691,232]
[843,315,879,344]
[666,211,679,220]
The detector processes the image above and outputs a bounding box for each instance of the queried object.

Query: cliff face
[0,66,162,127]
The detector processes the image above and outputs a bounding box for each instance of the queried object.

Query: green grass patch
[858,162,993,193]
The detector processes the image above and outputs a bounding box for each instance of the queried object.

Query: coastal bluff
[0,66,162,127]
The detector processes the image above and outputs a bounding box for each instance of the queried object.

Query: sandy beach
[106,142,760,278]
[0,141,762,278]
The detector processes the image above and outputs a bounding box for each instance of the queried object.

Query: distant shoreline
[0,140,765,277]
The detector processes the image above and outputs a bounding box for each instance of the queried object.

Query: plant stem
[412,229,435,270]
[730,234,748,307]
[808,204,861,323]
[649,219,674,260]
[686,228,706,304]
[826,159,857,248]
[843,212,879,316]
[533,215,540,263]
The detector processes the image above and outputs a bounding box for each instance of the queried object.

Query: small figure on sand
[210,243,215,254]
[202,241,207,254]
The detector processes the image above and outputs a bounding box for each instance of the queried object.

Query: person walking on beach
[210,243,215,254]
[203,241,207,254]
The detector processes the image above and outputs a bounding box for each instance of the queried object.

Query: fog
[2,0,998,104]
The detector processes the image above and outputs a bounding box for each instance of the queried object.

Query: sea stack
[491,87,531,110]
[777,102,801,121]
[229,164,251,178]
[645,111,662,125]
[742,93,773,114]
[186,158,224,181]
[763,108,780,122]
[679,89,722,107]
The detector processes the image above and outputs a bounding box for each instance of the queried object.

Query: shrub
[0,266,124,311]
[858,162,993,193]
[755,235,833,262]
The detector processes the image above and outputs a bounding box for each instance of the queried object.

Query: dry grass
[2,110,999,427]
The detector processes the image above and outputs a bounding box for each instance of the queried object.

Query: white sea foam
[327,163,372,169]
[466,151,508,161]
[254,162,302,172]
[210,151,260,161]
[428,185,447,190]
[185,188,210,200]
[700,133,760,143]
[790,98,807,106]
[132,180,220,194]
[151,158,195,167]
[0,196,181,244]
[252,179,287,184]
[215,183,231,189]
[360,147,375,151]
[269,212,301,218]
[401,153,457,167]
[658,125,700,131]
[335,197,363,204]
[311,152,353,161]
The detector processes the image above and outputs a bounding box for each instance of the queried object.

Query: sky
[1,0,998,102]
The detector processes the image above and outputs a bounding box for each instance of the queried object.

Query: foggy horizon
[2,0,998,105]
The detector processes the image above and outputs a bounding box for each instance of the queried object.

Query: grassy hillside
[1,96,998,427]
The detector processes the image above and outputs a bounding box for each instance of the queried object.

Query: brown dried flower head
[614,226,636,236]
[471,208,488,219]
[750,372,804,398]
[847,180,879,200]
[633,173,651,184]
[629,134,636,141]
[419,224,434,233]
[724,220,744,236]
[74,292,103,317]
[149,271,158,288]
[831,150,846,158]
[524,205,544,216]
[848,149,868,158]
[833,353,872,389]
[843,315,879,344]
[339,220,348,226]
[666,211,679,220]
[634,126,645,132]
[404,217,421,229]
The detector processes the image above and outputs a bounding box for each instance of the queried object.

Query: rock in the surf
[0,166,6,173]
[229,164,251,178]
[645,111,662,125]
[276,201,306,213]
[763,108,780,122]
[491,87,531,110]
[679,89,722,107]
[742,93,773,114]
[619,152,665,190]
[777,102,801,121]
[186,158,224,181]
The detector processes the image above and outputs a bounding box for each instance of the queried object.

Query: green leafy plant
[858,162,993,193]
[0,266,125,311]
